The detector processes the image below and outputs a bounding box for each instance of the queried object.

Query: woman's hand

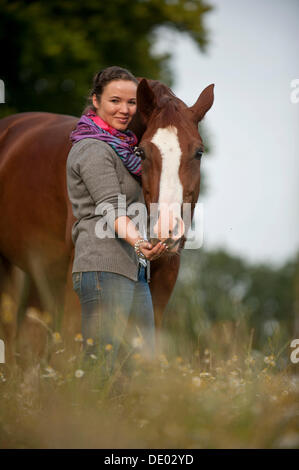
[114,217,168,261]
[139,241,168,261]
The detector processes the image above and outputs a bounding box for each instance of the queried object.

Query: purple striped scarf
[70,111,142,177]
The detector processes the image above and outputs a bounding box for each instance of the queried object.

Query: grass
[0,296,299,449]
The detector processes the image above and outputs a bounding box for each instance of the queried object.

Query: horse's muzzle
[149,236,183,254]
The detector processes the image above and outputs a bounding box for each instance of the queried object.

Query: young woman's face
[92,80,137,131]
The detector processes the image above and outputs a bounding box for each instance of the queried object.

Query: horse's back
[0,112,78,270]
[0,112,78,156]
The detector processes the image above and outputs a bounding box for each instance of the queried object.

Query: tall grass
[0,293,298,449]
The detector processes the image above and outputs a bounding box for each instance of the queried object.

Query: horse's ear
[137,78,157,122]
[189,84,215,123]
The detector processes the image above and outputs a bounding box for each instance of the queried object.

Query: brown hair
[84,66,138,113]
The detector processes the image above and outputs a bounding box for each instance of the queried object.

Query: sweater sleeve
[75,140,127,227]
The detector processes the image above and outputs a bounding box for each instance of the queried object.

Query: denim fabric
[72,265,155,372]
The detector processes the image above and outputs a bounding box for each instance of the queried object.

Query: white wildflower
[75,369,84,379]
[192,376,201,387]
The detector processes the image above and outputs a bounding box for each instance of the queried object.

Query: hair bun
[94,70,103,83]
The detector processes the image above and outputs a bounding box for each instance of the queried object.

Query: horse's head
[135,78,214,255]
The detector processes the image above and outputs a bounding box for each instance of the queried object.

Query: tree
[164,248,298,355]
[0,0,212,117]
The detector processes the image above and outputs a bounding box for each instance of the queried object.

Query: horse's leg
[27,254,70,333]
[0,256,46,365]
[13,256,70,366]
[45,260,71,334]
[16,271,33,327]
[149,255,181,355]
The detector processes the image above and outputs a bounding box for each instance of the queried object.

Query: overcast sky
[156,0,299,267]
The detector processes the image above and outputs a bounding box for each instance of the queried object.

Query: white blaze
[151,126,184,241]
[151,126,183,205]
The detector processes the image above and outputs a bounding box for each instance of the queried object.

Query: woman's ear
[92,94,99,110]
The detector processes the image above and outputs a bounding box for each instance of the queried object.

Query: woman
[66,66,167,372]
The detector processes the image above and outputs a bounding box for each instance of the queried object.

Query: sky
[155,0,299,267]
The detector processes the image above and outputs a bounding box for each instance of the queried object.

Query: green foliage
[164,249,298,354]
[0,0,212,117]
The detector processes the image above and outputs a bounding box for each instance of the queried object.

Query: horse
[0,78,214,359]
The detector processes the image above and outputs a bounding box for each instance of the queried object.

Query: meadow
[0,295,298,449]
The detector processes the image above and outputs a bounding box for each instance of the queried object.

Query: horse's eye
[134,147,146,160]
[194,149,204,160]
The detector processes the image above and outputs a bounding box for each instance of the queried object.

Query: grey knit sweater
[66,138,149,282]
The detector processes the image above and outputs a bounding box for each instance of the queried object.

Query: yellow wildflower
[1,308,14,324]
[132,336,144,349]
[264,355,275,365]
[245,356,255,366]
[159,354,169,369]
[42,311,53,325]
[74,333,83,343]
[52,332,62,344]
[159,354,168,363]
[105,344,113,351]
[1,294,15,324]
[86,338,94,346]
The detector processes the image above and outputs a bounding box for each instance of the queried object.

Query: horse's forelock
[153,99,187,129]
[143,80,187,128]
[149,81,177,104]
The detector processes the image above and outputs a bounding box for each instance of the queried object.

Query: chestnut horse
[0,78,214,352]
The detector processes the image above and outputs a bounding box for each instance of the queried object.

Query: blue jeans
[72,265,155,371]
